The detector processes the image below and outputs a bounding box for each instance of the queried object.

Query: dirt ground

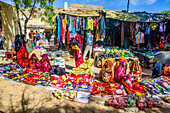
[0,49,170,113]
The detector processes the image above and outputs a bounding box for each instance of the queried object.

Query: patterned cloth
[87,33,93,46]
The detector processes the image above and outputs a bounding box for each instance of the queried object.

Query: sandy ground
[0,48,170,113]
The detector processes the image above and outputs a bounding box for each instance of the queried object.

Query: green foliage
[39,5,56,26]
[158,10,170,14]
[12,0,56,34]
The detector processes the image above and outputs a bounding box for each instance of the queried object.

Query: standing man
[83,29,93,60]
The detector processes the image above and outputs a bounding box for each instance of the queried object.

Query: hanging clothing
[85,18,89,30]
[88,18,94,30]
[64,15,67,32]
[83,18,85,30]
[58,15,60,41]
[93,18,97,27]
[73,17,77,27]
[136,32,145,44]
[159,22,163,32]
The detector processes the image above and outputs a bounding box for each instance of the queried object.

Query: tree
[158,10,170,14]
[12,0,56,35]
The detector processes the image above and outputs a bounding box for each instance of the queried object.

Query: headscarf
[114,60,126,82]
[40,54,51,72]
[114,57,127,72]
[17,46,29,67]
[17,46,29,60]
[29,53,39,69]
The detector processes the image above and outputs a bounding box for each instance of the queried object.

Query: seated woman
[17,46,30,68]
[97,59,114,83]
[114,60,131,82]
[39,54,51,72]
[129,60,142,78]
[29,53,43,70]
[114,57,127,73]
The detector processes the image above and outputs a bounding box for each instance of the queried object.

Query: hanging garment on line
[88,18,93,31]
[85,17,88,30]
[73,17,77,27]
[93,18,97,27]
[64,15,67,32]
[68,17,71,32]
[83,18,85,30]
[60,16,64,42]
[136,32,145,44]
[58,15,60,40]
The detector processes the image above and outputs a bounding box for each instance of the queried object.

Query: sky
[2,0,170,13]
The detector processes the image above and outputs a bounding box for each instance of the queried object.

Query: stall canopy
[57,9,100,17]
[104,10,170,22]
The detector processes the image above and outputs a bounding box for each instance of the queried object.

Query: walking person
[83,30,93,60]
[35,30,41,46]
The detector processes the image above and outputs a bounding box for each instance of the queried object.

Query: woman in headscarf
[114,57,127,72]
[20,34,27,48]
[29,53,43,70]
[17,46,30,67]
[114,60,131,82]
[15,34,22,53]
[39,54,51,72]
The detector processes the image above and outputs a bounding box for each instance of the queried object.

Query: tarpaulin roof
[58,9,100,17]
[104,10,170,22]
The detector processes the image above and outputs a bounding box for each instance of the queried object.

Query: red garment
[17,46,29,68]
[60,16,64,42]
[93,18,97,27]
[29,53,39,69]
[76,35,83,50]
[74,49,84,67]
[54,37,57,45]
[73,17,77,27]
[66,32,70,45]
[159,42,163,48]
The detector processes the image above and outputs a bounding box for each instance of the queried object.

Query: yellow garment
[72,45,79,50]
[64,15,67,32]
[88,18,93,30]
[72,58,94,77]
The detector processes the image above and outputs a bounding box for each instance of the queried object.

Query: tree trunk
[24,19,28,36]
[16,7,22,35]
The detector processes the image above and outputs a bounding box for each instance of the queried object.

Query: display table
[26,40,34,53]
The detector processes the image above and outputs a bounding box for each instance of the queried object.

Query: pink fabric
[40,54,51,72]
[83,18,85,30]
[114,60,130,82]
[93,18,97,27]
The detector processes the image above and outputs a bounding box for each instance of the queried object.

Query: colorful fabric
[136,32,145,44]
[87,33,93,46]
[91,82,112,95]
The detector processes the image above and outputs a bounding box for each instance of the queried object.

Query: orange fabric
[114,57,127,72]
